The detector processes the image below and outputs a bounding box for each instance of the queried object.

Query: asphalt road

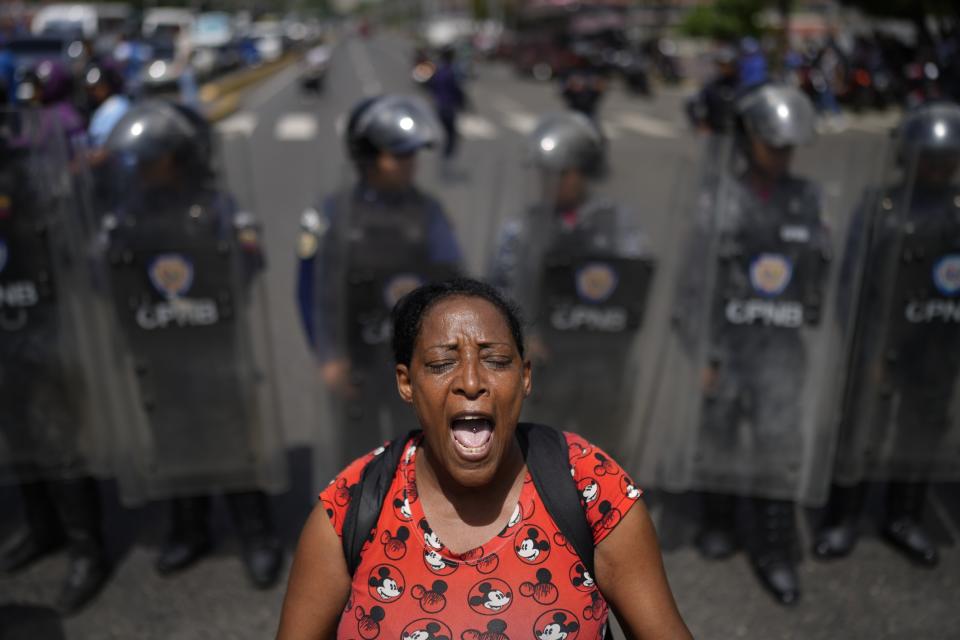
[1,30,958,639]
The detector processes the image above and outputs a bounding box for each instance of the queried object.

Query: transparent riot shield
[0,108,114,483]
[486,133,692,456]
[99,127,287,505]
[635,130,884,505]
[301,158,464,472]
[832,146,960,484]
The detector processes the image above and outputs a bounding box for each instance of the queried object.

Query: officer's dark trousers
[168,490,275,541]
[14,476,104,561]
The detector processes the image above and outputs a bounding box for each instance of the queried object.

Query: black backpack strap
[516,422,596,579]
[341,430,421,576]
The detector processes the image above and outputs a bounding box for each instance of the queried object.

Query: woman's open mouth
[450,412,495,462]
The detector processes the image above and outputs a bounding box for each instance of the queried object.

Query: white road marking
[217,112,258,137]
[502,111,537,134]
[614,112,678,139]
[459,114,498,139]
[347,39,382,96]
[601,119,622,138]
[490,95,528,113]
[845,110,900,133]
[275,113,318,141]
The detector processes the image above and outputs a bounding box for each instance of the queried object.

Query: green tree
[679,0,768,40]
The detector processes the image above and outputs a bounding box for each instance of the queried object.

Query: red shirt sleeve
[317,445,386,538]
[565,431,643,546]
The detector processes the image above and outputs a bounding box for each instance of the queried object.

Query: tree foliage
[679,0,768,40]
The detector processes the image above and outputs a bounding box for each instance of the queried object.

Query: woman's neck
[415,437,525,529]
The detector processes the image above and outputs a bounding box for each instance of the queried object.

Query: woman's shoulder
[317,437,415,537]
[561,431,643,545]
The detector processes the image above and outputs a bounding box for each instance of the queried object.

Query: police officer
[296,94,462,463]
[0,109,110,613]
[686,85,829,605]
[101,100,283,588]
[490,112,651,451]
[685,45,740,135]
[814,102,960,567]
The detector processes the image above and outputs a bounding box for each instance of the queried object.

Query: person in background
[426,46,467,169]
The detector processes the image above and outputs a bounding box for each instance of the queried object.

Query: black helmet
[105,99,212,178]
[526,111,606,178]
[345,94,438,165]
[894,101,960,160]
[84,61,125,94]
[736,84,816,147]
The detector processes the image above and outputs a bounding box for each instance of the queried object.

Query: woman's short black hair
[391,277,525,366]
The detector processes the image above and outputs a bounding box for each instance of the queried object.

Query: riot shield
[635,129,884,505]
[99,125,287,504]
[487,134,692,456]
[301,161,464,470]
[832,145,960,484]
[0,108,113,483]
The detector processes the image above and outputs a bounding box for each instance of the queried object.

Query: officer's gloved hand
[321,358,358,399]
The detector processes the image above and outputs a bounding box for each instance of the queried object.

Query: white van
[142,8,196,42]
[31,3,131,41]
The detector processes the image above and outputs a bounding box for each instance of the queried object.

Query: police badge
[148,254,194,299]
[749,253,793,297]
[933,254,960,297]
[575,262,618,303]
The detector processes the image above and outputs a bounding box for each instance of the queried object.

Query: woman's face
[396,296,531,488]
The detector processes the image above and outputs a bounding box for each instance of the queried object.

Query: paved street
[2,31,958,639]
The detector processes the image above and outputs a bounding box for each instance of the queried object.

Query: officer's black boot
[0,481,64,573]
[812,483,865,559]
[49,477,110,614]
[881,481,938,567]
[226,490,282,589]
[695,492,739,560]
[156,496,212,575]
[748,498,800,606]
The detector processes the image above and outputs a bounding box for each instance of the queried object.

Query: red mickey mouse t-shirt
[319,431,642,640]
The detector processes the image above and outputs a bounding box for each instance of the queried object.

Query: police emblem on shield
[576,262,618,303]
[383,273,424,309]
[750,254,793,297]
[933,254,960,297]
[0,238,7,274]
[148,253,194,299]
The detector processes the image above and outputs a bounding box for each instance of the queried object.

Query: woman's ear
[522,359,532,398]
[396,364,413,403]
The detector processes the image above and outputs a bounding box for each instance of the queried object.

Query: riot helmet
[345,94,438,167]
[104,99,213,189]
[894,102,960,188]
[735,84,815,179]
[526,111,607,213]
[526,111,606,179]
[736,84,816,148]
